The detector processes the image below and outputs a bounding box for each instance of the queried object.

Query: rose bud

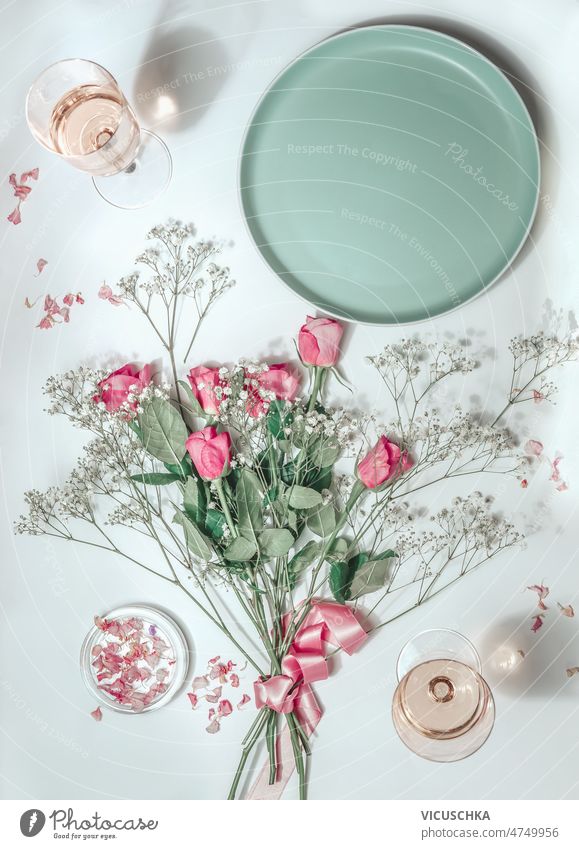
[93,364,151,412]
[187,365,224,415]
[298,316,343,367]
[357,436,413,489]
[185,426,232,480]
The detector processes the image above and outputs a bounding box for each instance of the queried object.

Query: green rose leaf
[177,379,211,420]
[130,472,181,485]
[138,398,188,465]
[350,550,397,599]
[258,528,294,557]
[288,486,323,510]
[182,477,207,527]
[224,535,257,562]
[307,502,336,537]
[205,507,227,541]
[306,465,333,493]
[236,469,263,545]
[267,399,292,439]
[172,509,213,561]
[308,435,340,468]
[287,539,323,589]
[329,552,369,603]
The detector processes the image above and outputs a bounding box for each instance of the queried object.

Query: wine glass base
[392,659,495,762]
[92,129,172,209]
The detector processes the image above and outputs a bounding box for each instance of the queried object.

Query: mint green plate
[240,26,540,324]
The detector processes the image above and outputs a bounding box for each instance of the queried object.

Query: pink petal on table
[524,439,544,457]
[531,615,544,633]
[191,675,209,692]
[7,205,21,225]
[208,655,220,664]
[98,282,125,305]
[230,673,240,688]
[528,584,549,610]
[218,699,233,717]
[24,296,39,309]
[59,306,70,323]
[208,708,215,720]
[520,478,528,488]
[557,603,575,618]
[37,315,54,330]
[556,481,569,492]
[90,707,102,722]
[35,258,48,276]
[237,694,251,709]
[63,293,74,306]
[550,456,563,482]
[566,667,579,678]
[206,718,220,734]
[20,168,39,182]
[187,693,198,709]
[76,293,85,304]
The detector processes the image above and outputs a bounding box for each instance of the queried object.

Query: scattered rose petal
[237,694,251,709]
[520,479,528,489]
[7,206,21,225]
[191,675,209,692]
[187,693,198,709]
[524,439,544,457]
[90,707,102,722]
[528,584,549,610]
[550,456,563,482]
[205,686,222,704]
[98,283,126,306]
[63,293,74,306]
[20,168,39,182]
[208,655,220,664]
[557,603,575,618]
[206,718,220,734]
[35,258,48,276]
[566,667,579,678]
[556,481,569,492]
[218,699,233,717]
[24,296,39,309]
[230,673,239,688]
[38,315,54,330]
[531,615,544,633]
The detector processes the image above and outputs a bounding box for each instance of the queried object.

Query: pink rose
[186,426,232,480]
[257,363,300,402]
[187,365,223,415]
[357,436,413,489]
[94,364,151,412]
[246,363,301,418]
[298,316,343,367]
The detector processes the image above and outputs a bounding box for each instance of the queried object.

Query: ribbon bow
[249,601,367,798]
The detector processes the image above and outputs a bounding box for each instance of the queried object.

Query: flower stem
[227,710,269,800]
[307,366,324,412]
[215,478,237,537]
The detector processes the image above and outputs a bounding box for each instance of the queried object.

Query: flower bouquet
[16,222,579,799]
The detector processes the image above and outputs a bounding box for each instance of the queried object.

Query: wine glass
[392,629,495,762]
[26,59,172,209]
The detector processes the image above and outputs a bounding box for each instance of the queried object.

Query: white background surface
[1,0,579,801]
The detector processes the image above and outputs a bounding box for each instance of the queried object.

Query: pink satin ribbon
[247,600,367,799]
